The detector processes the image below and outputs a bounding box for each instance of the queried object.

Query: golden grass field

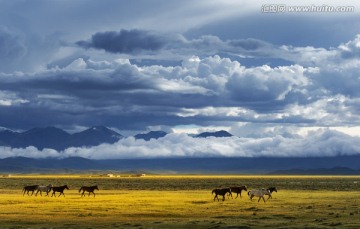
[0,175,359,228]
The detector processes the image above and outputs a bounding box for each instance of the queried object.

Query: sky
[1,0,360,159]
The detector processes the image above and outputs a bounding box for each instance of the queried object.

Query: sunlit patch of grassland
[0,175,359,228]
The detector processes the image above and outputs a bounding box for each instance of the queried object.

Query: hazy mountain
[2,155,360,174]
[0,126,122,151]
[268,167,360,175]
[70,126,123,147]
[134,131,167,141]
[0,128,19,146]
[11,127,71,151]
[194,130,233,138]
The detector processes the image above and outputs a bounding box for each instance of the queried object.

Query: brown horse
[229,186,247,199]
[265,187,278,199]
[51,185,69,197]
[212,188,232,201]
[79,185,99,197]
[22,185,39,196]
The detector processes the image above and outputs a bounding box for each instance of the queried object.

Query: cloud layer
[1,128,359,159]
[2,34,360,131]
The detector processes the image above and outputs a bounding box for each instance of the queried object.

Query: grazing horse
[229,186,247,199]
[35,184,52,197]
[51,185,69,197]
[248,189,271,203]
[265,187,278,199]
[23,185,39,196]
[79,185,99,197]
[212,188,232,202]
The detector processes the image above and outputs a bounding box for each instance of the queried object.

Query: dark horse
[229,186,247,199]
[23,185,39,196]
[51,185,69,197]
[265,187,278,199]
[79,185,99,197]
[212,188,232,201]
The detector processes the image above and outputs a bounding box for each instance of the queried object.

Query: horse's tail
[212,189,216,195]
[78,187,83,193]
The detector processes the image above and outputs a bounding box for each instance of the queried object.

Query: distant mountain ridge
[268,167,360,175]
[134,131,167,141]
[0,127,235,151]
[1,156,360,174]
[0,126,123,151]
[194,130,233,138]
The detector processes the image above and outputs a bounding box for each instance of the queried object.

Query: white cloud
[227,64,308,102]
[0,91,29,106]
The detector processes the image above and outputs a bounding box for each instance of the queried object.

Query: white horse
[248,189,271,203]
[35,184,52,197]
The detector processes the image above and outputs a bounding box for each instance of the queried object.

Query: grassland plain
[0,175,359,228]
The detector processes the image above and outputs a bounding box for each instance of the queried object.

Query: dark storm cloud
[76,29,281,60]
[2,31,360,133]
[76,29,166,54]
[0,55,313,130]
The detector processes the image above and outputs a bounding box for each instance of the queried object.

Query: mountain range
[0,127,233,151]
[194,130,233,138]
[1,126,359,174]
[1,156,360,174]
[134,131,167,141]
[0,126,123,151]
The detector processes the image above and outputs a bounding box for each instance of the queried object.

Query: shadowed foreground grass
[0,175,359,228]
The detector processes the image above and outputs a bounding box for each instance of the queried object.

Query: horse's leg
[235,193,239,199]
[93,191,96,198]
[58,192,62,197]
[222,195,225,201]
[239,191,242,198]
[262,196,266,203]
